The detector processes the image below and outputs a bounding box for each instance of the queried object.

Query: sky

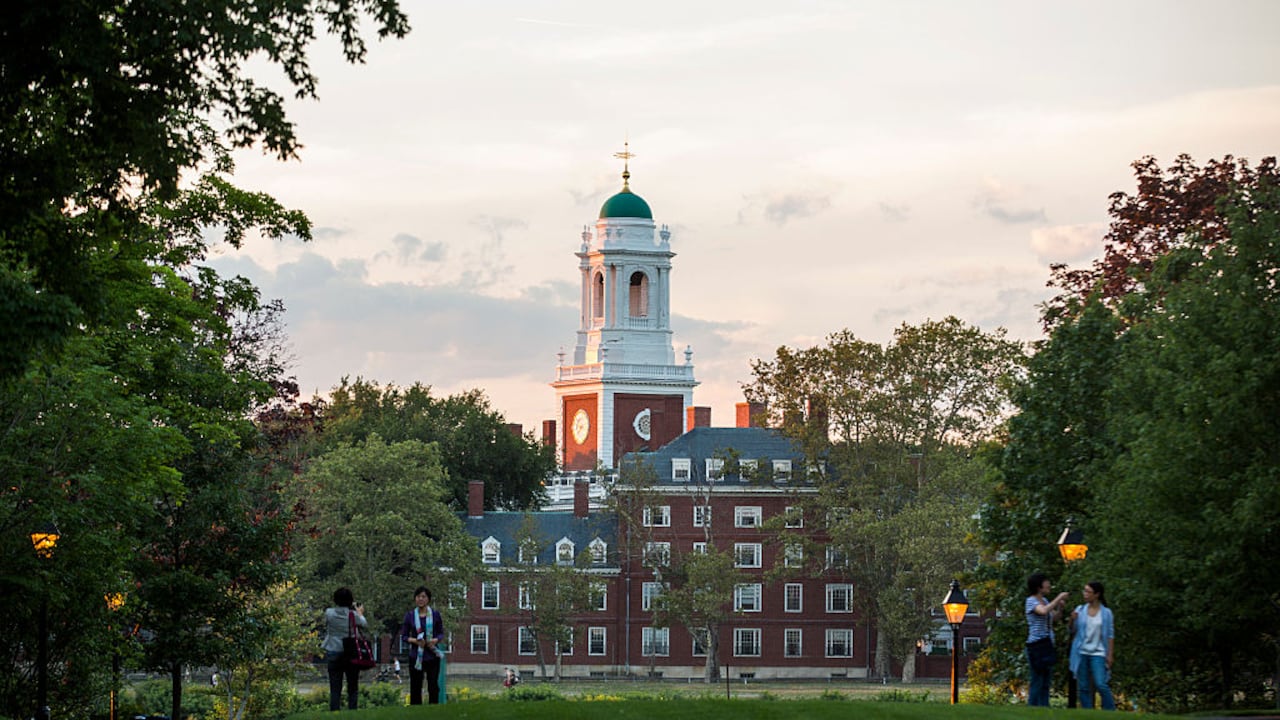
[213,0,1280,434]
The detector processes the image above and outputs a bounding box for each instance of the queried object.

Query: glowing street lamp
[1057,518,1088,564]
[941,580,969,705]
[30,522,61,720]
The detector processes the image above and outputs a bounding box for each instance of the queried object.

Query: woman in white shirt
[1069,581,1116,710]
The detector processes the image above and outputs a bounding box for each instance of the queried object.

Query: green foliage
[818,688,846,701]
[977,155,1280,712]
[504,683,567,701]
[870,688,933,703]
[318,379,555,511]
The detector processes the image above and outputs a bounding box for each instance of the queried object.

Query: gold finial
[613,140,635,191]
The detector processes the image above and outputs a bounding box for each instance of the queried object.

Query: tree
[976,155,1280,711]
[292,434,480,638]
[318,379,555,511]
[652,546,741,682]
[0,1,409,379]
[745,318,1025,680]
[512,515,595,681]
[212,581,317,720]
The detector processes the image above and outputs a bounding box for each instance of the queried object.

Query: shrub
[819,688,846,701]
[504,683,565,701]
[870,688,932,703]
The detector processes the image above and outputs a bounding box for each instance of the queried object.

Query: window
[642,627,670,657]
[692,504,711,527]
[692,631,709,657]
[734,583,762,612]
[591,582,607,611]
[825,629,853,657]
[589,537,608,565]
[558,636,573,656]
[518,543,538,565]
[692,541,707,554]
[642,581,664,611]
[644,541,670,567]
[784,583,803,613]
[784,543,803,568]
[518,583,533,610]
[518,627,537,655]
[588,627,607,656]
[735,506,762,528]
[785,629,803,658]
[706,458,725,481]
[739,458,758,481]
[773,459,793,482]
[470,625,489,654]
[592,272,604,321]
[784,506,804,528]
[672,458,691,481]
[556,537,575,564]
[443,631,453,654]
[629,271,649,318]
[482,581,500,610]
[448,582,467,609]
[826,546,849,569]
[643,505,671,527]
[963,636,982,654]
[482,537,501,564]
[734,542,762,568]
[826,583,853,613]
[733,628,761,657]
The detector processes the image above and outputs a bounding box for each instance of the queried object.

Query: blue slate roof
[459,510,617,567]
[623,426,808,485]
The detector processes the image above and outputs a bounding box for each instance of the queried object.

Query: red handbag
[343,610,377,669]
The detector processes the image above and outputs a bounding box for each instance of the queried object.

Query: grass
[283,695,1187,720]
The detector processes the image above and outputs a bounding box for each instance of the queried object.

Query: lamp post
[1057,518,1088,709]
[30,523,61,720]
[941,579,969,705]
[106,593,126,720]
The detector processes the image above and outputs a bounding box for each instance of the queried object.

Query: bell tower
[552,145,698,471]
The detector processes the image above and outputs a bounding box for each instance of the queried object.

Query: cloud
[313,226,349,240]
[1029,223,1104,265]
[739,191,832,226]
[879,202,911,222]
[972,177,1047,225]
[384,232,447,264]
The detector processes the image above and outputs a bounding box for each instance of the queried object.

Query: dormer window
[706,458,725,482]
[671,458,691,482]
[589,537,608,565]
[556,537,576,565]
[482,536,501,564]
[773,459,793,483]
[518,543,539,565]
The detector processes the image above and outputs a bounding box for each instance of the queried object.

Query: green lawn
[284,697,1184,720]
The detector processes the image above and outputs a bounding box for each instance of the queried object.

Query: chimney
[541,419,557,447]
[505,423,523,437]
[686,405,711,430]
[573,477,589,518]
[468,480,484,518]
[736,401,767,428]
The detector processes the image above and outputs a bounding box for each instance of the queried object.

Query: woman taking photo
[400,586,445,704]
[322,587,367,711]
[1025,573,1070,707]
[1070,581,1116,710]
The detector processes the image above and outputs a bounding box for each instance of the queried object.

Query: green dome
[599,188,653,219]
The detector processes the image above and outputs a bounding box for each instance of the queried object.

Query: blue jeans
[1027,647,1052,706]
[1077,654,1115,710]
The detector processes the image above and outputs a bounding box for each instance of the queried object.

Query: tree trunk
[875,626,891,679]
[901,645,917,684]
[170,664,183,720]
[704,630,720,683]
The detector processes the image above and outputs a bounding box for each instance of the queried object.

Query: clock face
[571,409,591,445]
[633,408,651,441]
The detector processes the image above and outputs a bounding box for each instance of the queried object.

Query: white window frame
[643,505,671,527]
[692,504,711,527]
[963,636,981,654]
[706,457,725,481]
[826,583,853,613]
[448,582,467,609]
[518,543,538,565]
[692,631,709,657]
[481,580,500,610]
[739,458,758,481]
[826,546,849,569]
[589,537,607,565]
[734,583,762,613]
[825,628,853,658]
[518,582,533,610]
[591,581,608,611]
[518,626,537,655]
[692,541,707,554]
[784,628,803,658]
[784,543,803,568]
[588,627,607,656]
[558,636,573,656]
[773,459,793,482]
[556,537,575,565]
[733,628,761,657]
[470,625,489,654]
[671,458,691,482]
[784,506,804,528]
[784,583,803,613]
[642,581,664,611]
[644,541,671,567]
[642,627,670,657]
[734,542,762,568]
[734,506,763,528]
[481,536,501,564]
